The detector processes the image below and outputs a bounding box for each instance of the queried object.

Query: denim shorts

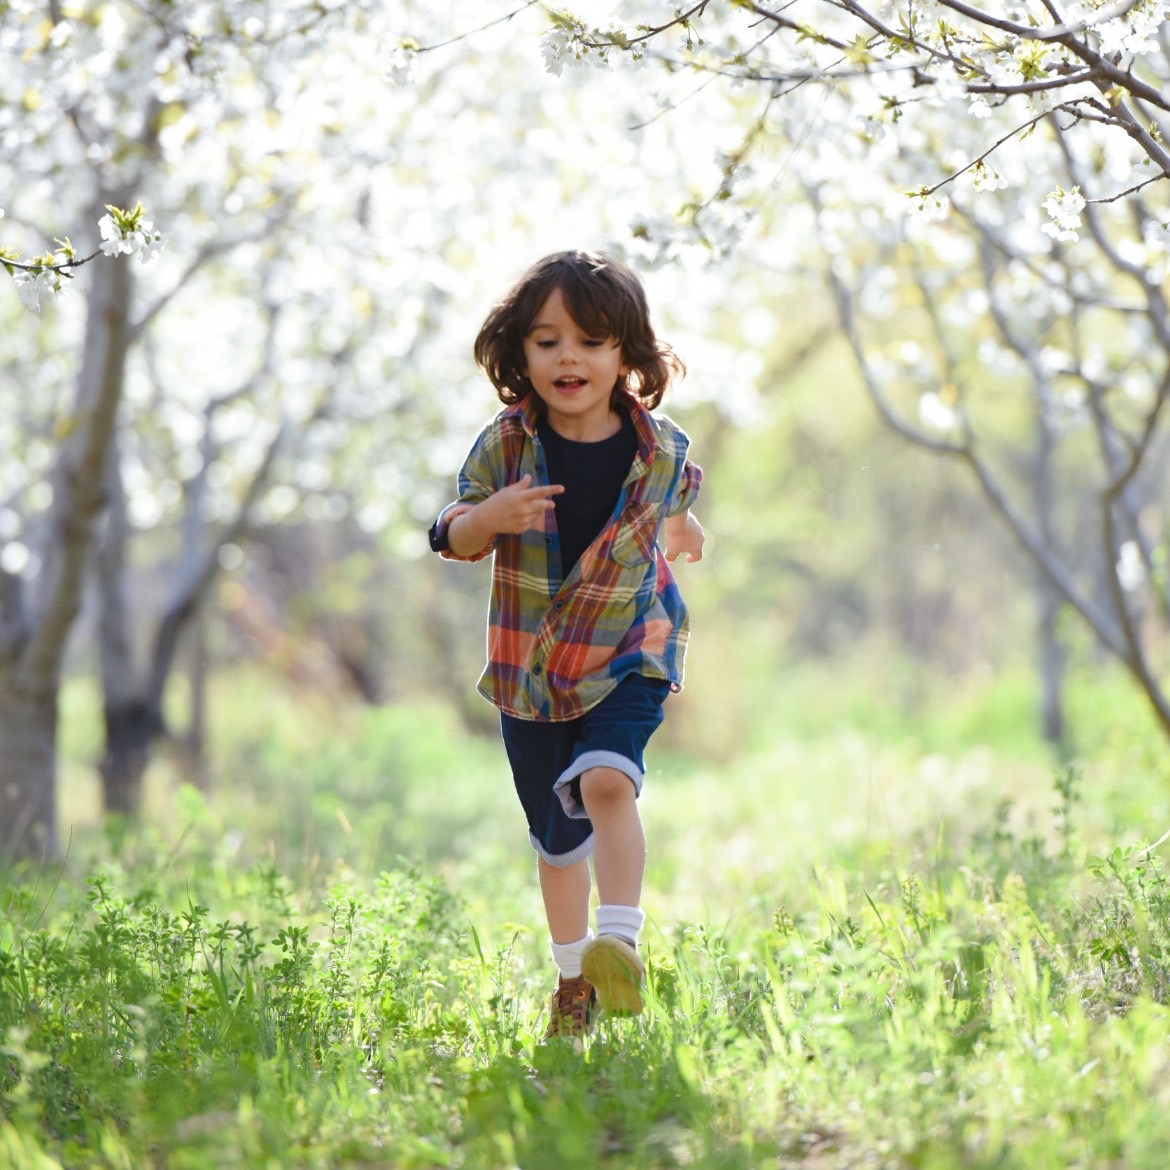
[499,673,671,867]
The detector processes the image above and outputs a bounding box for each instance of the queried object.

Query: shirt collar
[507,392,657,468]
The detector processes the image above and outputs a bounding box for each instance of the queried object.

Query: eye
[583,339,604,347]
[536,339,556,348]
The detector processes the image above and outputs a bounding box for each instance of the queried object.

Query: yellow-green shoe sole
[581,936,644,1016]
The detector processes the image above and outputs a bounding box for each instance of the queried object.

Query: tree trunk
[1036,582,1067,751]
[0,684,59,862]
[99,698,162,816]
[1031,403,1067,753]
[182,601,211,792]
[1,228,133,859]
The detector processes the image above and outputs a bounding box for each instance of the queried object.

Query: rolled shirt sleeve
[666,445,702,518]
[431,419,508,562]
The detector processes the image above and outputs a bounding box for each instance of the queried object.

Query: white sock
[595,904,644,947]
[549,931,593,979]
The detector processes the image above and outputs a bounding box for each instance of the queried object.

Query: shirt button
[554,600,564,611]
[545,536,553,545]
[533,664,543,676]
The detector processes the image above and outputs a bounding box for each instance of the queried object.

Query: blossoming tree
[4,0,714,859]
[0,0,442,857]
[526,0,1170,739]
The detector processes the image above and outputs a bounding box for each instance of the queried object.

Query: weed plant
[4,759,1170,1169]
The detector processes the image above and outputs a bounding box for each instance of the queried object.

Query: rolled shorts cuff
[529,829,594,867]
[553,750,643,819]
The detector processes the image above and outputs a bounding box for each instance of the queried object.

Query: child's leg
[538,855,591,944]
[578,767,644,907]
[538,855,597,1043]
[578,766,646,1013]
[499,712,596,1020]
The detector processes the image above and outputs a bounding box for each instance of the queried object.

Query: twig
[2,248,103,274]
[414,0,541,54]
[582,1,713,50]
[1087,172,1170,206]
[918,110,1050,198]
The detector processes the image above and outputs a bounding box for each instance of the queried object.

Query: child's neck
[544,408,623,443]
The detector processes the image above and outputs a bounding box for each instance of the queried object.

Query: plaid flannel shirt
[435,392,702,721]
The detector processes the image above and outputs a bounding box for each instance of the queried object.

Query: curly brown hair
[473,251,684,411]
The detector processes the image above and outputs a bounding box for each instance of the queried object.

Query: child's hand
[664,510,705,563]
[480,474,564,534]
[448,475,564,556]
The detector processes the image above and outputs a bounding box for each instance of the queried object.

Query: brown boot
[543,974,597,1047]
[581,935,644,1015]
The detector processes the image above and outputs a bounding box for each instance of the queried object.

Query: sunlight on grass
[8,668,1170,1167]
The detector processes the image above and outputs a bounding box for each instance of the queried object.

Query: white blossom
[1116,541,1145,591]
[12,267,64,312]
[971,161,1008,192]
[908,192,951,221]
[0,541,31,575]
[968,95,993,120]
[539,19,611,75]
[918,391,960,431]
[385,47,416,86]
[540,26,576,76]
[99,213,134,256]
[1097,1,1167,56]
[1041,186,1085,241]
[1144,215,1170,251]
[99,212,165,262]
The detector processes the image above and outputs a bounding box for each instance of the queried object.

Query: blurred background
[2,0,1167,886]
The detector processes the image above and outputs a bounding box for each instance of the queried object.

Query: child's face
[522,286,628,439]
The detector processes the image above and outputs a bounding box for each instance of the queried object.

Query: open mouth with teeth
[554,377,587,390]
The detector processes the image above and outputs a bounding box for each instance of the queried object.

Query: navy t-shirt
[538,408,637,579]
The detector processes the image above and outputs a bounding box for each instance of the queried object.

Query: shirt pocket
[609,501,660,569]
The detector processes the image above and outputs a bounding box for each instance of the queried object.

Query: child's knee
[579,766,636,811]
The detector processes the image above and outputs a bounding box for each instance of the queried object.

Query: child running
[428,250,704,1044]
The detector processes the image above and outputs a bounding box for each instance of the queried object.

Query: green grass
[7,669,1170,1167]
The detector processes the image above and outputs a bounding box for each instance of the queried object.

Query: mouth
[553,377,587,392]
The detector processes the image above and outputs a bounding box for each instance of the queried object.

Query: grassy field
[3,668,1170,1168]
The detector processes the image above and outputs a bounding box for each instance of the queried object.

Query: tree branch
[919,109,1051,197]
[2,248,103,275]
[1104,363,1170,499]
[954,203,1144,314]
[580,1,714,49]
[1098,463,1170,732]
[823,249,968,455]
[1085,171,1169,205]
[807,177,1131,656]
[934,0,1145,46]
[129,218,285,342]
[148,420,286,701]
[1061,135,1170,351]
[0,568,28,659]
[414,0,542,53]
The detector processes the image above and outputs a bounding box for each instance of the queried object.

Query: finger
[512,473,532,490]
[523,483,565,498]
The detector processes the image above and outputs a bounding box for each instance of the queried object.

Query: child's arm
[447,474,564,557]
[664,510,705,563]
